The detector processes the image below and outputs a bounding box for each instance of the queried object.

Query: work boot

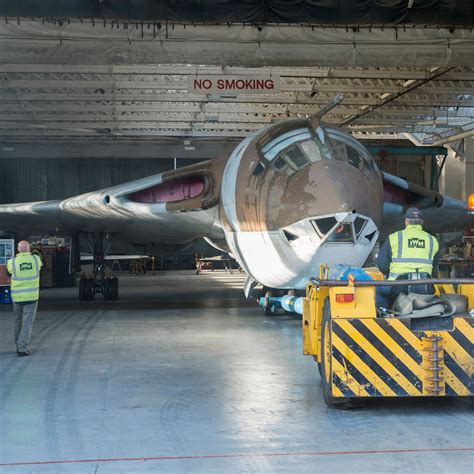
[17,351,30,357]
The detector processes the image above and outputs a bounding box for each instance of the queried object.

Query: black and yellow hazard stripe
[442,318,473,396]
[330,317,473,398]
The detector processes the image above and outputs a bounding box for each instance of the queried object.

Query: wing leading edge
[0,160,226,247]
[381,172,472,238]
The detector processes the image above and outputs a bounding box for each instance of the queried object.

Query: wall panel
[0,157,206,203]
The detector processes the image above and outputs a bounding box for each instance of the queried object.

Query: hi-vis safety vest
[7,252,42,302]
[388,225,439,280]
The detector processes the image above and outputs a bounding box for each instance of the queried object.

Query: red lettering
[199,77,276,92]
[225,79,235,89]
[265,79,274,90]
[193,79,213,90]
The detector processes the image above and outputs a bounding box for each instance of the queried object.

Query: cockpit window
[300,140,324,163]
[272,138,328,173]
[346,145,364,170]
[274,156,288,171]
[326,137,347,163]
[260,125,377,178]
[326,129,379,176]
[252,162,265,177]
[286,145,309,169]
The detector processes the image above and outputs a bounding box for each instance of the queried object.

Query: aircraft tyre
[320,299,362,410]
[263,290,276,316]
[85,278,95,301]
[103,278,112,301]
[78,278,87,301]
[110,277,119,301]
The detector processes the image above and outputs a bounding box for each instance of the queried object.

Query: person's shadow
[0,350,18,358]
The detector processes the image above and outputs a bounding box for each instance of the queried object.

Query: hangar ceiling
[0,14,473,146]
[1,63,473,144]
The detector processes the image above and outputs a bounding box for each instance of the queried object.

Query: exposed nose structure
[220,118,384,289]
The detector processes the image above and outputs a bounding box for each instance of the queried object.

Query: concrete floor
[0,271,472,473]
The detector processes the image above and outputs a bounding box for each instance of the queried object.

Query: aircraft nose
[267,160,384,230]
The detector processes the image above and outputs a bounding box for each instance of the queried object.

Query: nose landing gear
[78,233,119,301]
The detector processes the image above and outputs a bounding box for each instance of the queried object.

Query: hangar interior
[0,2,473,473]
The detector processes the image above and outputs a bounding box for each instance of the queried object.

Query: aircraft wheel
[78,278,87,301]
[263,290,276,316]
[85,278,95,301]
[103,278,112,301]
[110,277,119,301]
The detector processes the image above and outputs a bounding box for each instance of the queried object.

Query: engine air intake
[129,177,205,203]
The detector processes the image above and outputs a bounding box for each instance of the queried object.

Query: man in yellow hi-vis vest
[7,240,42,357]
[376,208,439,308]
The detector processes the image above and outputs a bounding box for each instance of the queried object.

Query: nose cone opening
[311,213,378,245]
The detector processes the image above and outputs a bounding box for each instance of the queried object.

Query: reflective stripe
[428,235,434,261]
[397,231,403,259]
[389,273,400,279]
[11,288,38,294]
[392,257,433,264]
[11,258,17,278]
[12,275,39,282]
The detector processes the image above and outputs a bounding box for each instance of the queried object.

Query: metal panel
[0,157,184,203]
[377,158,426,187]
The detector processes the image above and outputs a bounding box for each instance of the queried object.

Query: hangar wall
[0,157,204,204]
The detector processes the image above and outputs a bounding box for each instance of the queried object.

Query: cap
[406,207,423,220]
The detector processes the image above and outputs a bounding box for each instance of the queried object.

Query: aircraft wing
[0,160,226,248]
[80,255,150,261]
[381,172,472,238]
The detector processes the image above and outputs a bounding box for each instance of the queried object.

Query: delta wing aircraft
[0,97,471,300]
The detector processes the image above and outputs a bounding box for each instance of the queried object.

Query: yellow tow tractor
[302,268,473,408]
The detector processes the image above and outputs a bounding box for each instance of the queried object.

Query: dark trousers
[376,286,392,308]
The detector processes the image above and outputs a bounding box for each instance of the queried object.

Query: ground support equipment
[302,274,473,408]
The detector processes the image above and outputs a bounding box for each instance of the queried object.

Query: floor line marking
[1,447,473,467]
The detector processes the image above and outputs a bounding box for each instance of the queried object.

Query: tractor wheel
[110,277,119,301]
[78,278,87,301]
[320,299,362,409]
[85,278,95,301]
[103,278,112,301]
